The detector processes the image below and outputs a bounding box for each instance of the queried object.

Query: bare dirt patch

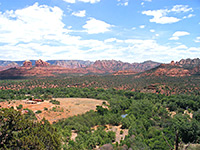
[0,98,106,123]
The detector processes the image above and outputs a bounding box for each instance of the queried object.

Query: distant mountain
[86,60,160,74]
[48,60,93,69]
[0,59,160,76]
[1,58,200,78]
[137,59,200,78]
[175,58,200,68]
[0,61,19,71]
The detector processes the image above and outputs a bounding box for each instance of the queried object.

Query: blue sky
[0,0,199,63]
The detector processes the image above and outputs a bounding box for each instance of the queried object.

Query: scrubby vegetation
[0,74,199,96]
[50,99,60,105]
[0,75,200,149]
[52,88,200,149]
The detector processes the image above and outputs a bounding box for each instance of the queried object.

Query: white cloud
[169,31,190,40]
[139,25,145,29]
[173,31,190,37]
[63,0,76,3]
[194,37,200,43]
[150,29,155,32]
[63,0,100,3]
[72,10,86,17]
[0,3,198,63]
[142,5,193,24]
[169,36,179,40]
[117,0,129,6]
[171,5,193,13]
[83,18,113,34]
[183,14,195,19]
[0,2,66,45]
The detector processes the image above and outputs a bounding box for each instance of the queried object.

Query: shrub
[50,100,60,105]
[17,104,23,110]
[35,110,42,114]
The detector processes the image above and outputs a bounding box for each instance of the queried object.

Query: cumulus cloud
[0,2,66,45]
[142,5,193,24]
[63,0,100,4]
[72,10,86,17]
[0,3,198,63]
[83,18,113,34]
[169,31,190,40]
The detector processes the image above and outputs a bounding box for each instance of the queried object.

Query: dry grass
[0,98,106,123]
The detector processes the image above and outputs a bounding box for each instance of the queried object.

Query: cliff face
[86,60,160,73]
[53,60,93,69]
[35,59,50,67]
[176,58,200,68]
[23,60,32,67]
[0,62,19,71]
[2,58,199,78]
[192,64,200,74]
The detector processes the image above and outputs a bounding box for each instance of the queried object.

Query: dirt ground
[0,98,106,123]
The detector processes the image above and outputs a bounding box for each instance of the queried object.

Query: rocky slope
[0,61,19,71]
[137,60,200,77]
[23,60,33,67]
[1,58,199,78]
[51,60,93,69]
[35,59,50,67]
[176,58,200,68]
[86,60,160,74]
[0,59,161,77]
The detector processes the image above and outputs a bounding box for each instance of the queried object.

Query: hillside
[136,60,200,78]
[0,59,160,78]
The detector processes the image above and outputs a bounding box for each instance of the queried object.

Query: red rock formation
[176,58,200,68]
[86,60,160,73]
[0,62,19,71]
[192,64,200,74]
[136,64,191,78]
[35,59,50,67]
[23,60,32,67]
[170,61,175,66]
[0,65,88,78]
[54,60,92,69]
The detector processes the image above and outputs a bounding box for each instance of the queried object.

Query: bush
[17,104,23,110]
[35,110,42,114]
[50,100,60,105]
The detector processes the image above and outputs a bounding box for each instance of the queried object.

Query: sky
[0,0,199,63]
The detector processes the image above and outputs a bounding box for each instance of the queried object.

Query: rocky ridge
[136,60,200,77]
[23,60,33,67]
[35,59,50,67]
[0,58,199,78]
